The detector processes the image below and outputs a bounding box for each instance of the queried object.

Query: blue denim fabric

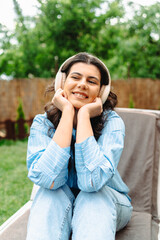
[26,184,132,240]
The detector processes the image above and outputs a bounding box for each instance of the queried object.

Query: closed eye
[71,76,80,80]
[88,79,97,84]
[70,72,82,80]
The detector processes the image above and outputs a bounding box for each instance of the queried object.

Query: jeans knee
[74,188,115,211]
[73,189,117,225]
[72,190,117,240]
[27,186,73,240]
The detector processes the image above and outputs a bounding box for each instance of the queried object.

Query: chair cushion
[116,211,152,240]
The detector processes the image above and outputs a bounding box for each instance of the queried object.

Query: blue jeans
[26,184,132,240]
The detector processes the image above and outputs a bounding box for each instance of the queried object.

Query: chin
[71,100,86,109]
[73,104,84,110]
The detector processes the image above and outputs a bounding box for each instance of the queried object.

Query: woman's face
[63,62,101,109]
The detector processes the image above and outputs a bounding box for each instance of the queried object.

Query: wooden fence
[0,78,160,125]
[0,118,33,140]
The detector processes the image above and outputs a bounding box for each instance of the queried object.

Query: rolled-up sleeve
[27,114,70,190]
[75,112,125,192]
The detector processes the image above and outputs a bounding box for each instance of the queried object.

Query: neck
[73,108,78,129]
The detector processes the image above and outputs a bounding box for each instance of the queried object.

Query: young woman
[26,52,132,240]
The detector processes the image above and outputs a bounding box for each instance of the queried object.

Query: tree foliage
[0,0,159,79]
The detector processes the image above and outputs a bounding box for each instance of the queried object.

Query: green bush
[15,99,28,138]
[129,95,135,108]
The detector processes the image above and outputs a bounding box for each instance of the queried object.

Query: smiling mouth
[72,92,88,99]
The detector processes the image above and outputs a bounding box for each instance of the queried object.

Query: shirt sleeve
[75,111,125,192]
[27,114,71,190]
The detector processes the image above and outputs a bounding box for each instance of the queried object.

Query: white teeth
[74,93,87,99]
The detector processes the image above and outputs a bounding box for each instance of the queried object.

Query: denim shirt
[27,110,129,196]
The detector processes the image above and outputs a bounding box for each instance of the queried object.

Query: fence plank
[0,119,33,140]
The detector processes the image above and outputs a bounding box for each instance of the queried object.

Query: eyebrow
[70,72,100,82]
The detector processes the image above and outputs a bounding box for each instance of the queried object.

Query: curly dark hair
[44,52,117,140]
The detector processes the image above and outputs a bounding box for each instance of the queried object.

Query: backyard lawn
[0,139,33,226]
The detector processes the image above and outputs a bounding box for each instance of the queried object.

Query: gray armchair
[0,108,160,240]
[116,108,160,240]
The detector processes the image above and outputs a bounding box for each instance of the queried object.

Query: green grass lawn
[0,139,33,226]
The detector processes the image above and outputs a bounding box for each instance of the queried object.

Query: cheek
[63,85,74,99]
[63,81,74,92]
[92,88,100,98]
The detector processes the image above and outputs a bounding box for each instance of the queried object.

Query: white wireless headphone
[54,54,111,104]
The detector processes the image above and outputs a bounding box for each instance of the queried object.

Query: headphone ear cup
[54,72,66,91]
[61,72,66,89]
[99,85,110,104]
[99,85,105,98]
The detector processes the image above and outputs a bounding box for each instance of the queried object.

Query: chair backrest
[116,108,160,220]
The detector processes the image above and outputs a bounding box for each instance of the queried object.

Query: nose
[77,78,88,89]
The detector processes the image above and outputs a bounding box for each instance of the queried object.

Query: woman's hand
[76,98,102,143]
[52,88,74,148]
[78,97,103,119]
[52,88,74,113]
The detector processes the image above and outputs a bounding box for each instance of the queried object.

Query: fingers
[95,97,102,103]
[92,97,103,112]
[52,89,74,113]
[96,97,103,113]
[79,97,103,118]
[55,88,63,96]
[52,88,63,102]
[55,88,68,99]
[63,90,68,99]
